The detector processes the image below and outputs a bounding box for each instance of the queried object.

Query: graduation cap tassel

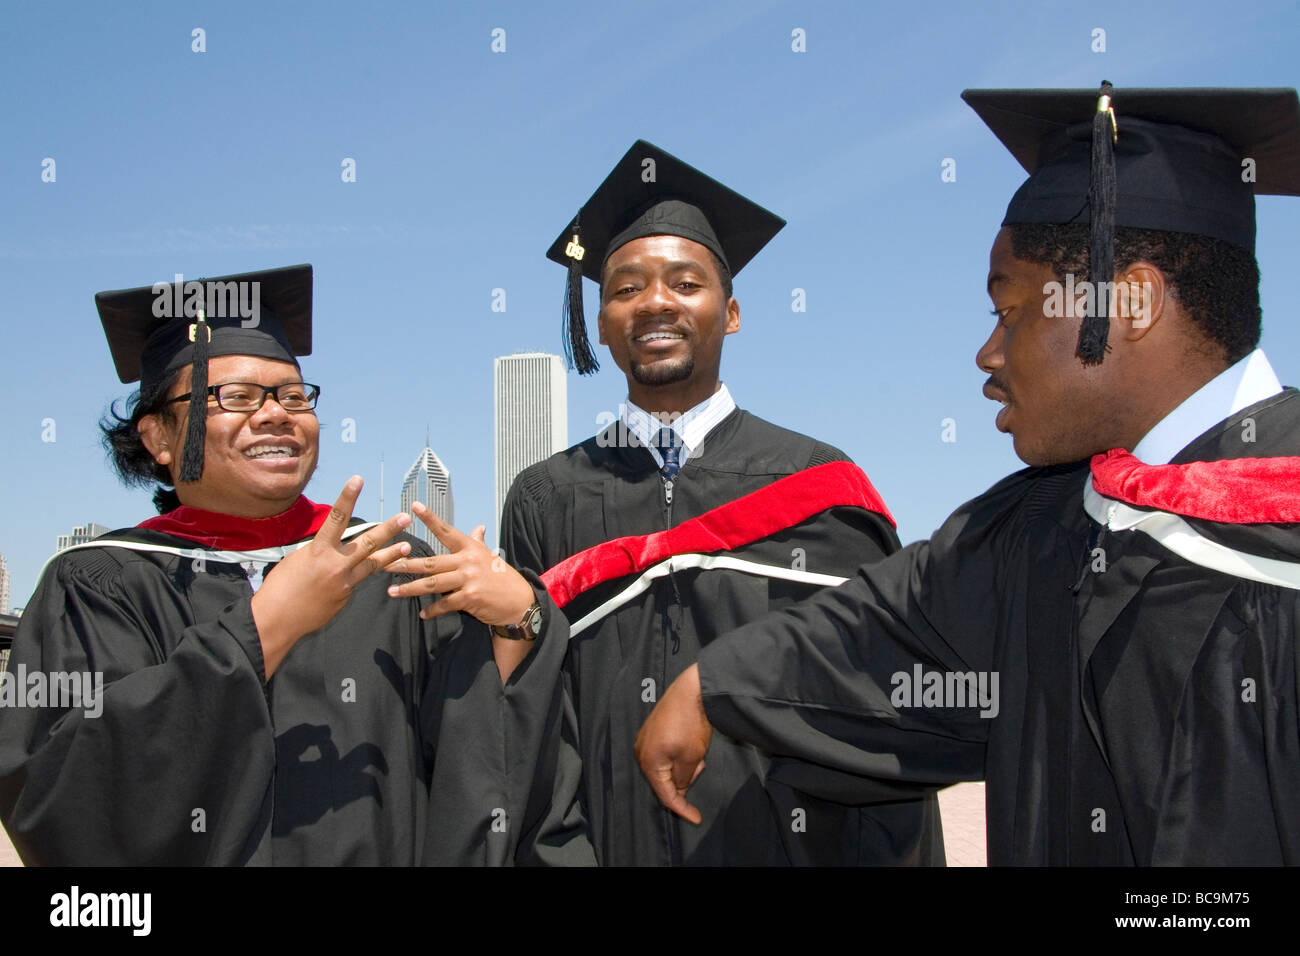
[562,217,599,375]
[178,309,209,483]
[1079,80,1118,366]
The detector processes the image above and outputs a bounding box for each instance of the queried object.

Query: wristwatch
[492,603,543,641]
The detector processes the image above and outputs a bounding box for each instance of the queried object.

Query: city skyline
[55,523,110,555]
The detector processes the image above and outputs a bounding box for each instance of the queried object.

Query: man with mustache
[462,141,944,865]
[636,87,1300,864]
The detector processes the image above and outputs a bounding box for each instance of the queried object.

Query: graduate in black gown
[0,265,589,865]
[637,86,1300,865]
[480,142,944,864]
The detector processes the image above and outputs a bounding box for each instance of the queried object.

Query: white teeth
[638,332,683,341]
[245,446,295,459]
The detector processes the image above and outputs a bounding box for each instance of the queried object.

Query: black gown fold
[698,390,1300,865]
[502,407,946,865]
[0,524,592,866]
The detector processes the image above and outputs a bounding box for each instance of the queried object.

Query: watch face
[525,606,543,633]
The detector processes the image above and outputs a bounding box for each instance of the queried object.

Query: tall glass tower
[400,441,454,555]
[494,353,567,542]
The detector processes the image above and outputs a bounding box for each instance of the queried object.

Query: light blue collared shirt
[622,383,736,471]
[1131,349,1283,465]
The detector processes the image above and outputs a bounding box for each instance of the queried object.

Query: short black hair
[100,369,183,514]
[1008,223,1261,364]
[600,247,734,302]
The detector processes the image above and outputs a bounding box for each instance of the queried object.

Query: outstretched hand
[383,502,535,628]
[251,476,411,678]
[634,664,713,824]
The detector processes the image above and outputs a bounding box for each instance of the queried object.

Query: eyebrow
[209,378,305,388]
[608,257,709,274]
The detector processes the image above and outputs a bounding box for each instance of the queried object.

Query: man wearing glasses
[0,265,590,865]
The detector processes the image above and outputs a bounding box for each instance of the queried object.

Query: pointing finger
[317,476,363,545]
[346,512,410,566]
[648,763,702,825]
[382,554,456,577]
[387,569,466,599]
[412,502,472,552]
[351,540,411,586]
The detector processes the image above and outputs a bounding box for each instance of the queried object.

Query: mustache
[984,375,1011,397]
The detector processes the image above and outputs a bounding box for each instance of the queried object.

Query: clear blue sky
[2,0,1297,606]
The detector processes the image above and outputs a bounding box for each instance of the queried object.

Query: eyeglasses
[165,382,321,413]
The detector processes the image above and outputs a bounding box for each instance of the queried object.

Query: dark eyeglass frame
[163,382,321,413]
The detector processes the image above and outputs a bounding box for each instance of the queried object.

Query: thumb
[472,525,487,544]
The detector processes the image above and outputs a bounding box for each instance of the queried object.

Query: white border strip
[40,522,380,579]
[1083,484,1300,590]
[567,552,848,638]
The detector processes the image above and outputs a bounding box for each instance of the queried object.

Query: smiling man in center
[493,141,945,865]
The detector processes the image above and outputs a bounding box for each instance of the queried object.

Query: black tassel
[179,310,209,482]
[561,216,599,375]
[1078,80,1117,366]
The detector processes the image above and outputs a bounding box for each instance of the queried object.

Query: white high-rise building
[494,353,567,540]
[400,442,454,555]
[56,523,110,554]
[0,554,10,615]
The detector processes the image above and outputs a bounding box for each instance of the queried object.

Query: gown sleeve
[0,550,278,865]
[417,471,594,865]
[696,467,1051,792]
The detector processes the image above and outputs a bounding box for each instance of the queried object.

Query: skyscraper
[494,353,567,540]
[0,554,10,615]
[56,523,110,554]
[400,440,454,555]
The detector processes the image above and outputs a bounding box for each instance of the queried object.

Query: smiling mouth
[243,445,300,460]
[635,331,685,343]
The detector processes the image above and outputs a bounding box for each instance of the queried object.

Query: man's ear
[1114,261,1166,342]
[138,413,174,467]
[724,296,740,336]
[596,306,608,345]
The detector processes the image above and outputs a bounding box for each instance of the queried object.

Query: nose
[976,322,1005,374]
[249,391,293,426]
[636,277,677,314]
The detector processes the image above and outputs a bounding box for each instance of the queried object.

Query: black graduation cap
[95,264,313,483]
[545,140,786,374]
[963,84,1300,364]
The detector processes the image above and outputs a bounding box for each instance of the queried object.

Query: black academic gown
[697,389,1300,865]
[501,407,946,865]
[0,522,590,866]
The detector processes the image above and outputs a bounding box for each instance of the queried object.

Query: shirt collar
[1132,349,1282,465]
[622,383,737,469]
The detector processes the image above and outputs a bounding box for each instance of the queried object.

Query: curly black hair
[100,369,184,514]
[1008,223,1261,364]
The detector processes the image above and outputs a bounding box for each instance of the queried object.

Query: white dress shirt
[1131,349,1283,465]
[622,383,737,471]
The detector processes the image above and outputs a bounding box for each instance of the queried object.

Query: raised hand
[635,664,713,824]
[384,502,535,629]
[251,476,412,678]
